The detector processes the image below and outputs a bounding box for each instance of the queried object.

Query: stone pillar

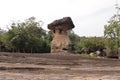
[48,17,75,53]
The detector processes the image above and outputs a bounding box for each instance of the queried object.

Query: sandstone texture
[0,52,120,80]
[48,17,74,53]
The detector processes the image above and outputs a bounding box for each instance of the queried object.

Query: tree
[69,31,80,52]
[104,6,120,50]
[0,28,6,34]
[0,28,6,52]
[69,31,105,53]
[4,17,50,53]
[78,37,105,53]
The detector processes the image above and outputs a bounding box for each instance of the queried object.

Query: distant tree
[69,31,80,52]
[69,31,105,53]
[104,5,120,50]
[0,28,6,52]
[78,37,105,53]
[4,17,50,53]
[0,28,6,34]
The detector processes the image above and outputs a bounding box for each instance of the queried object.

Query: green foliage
[79,37,105,52]
[1,17,51,53]
[104,7,120,51]
[79,53,89,57]
[0,28,6,34]
[79,53,97,58]
[69,31,80,52]
[1,12,120,55]
[69,31,105,53]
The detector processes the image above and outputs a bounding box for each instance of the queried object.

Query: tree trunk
[23,48,25,53]
[118,48,120,59]
[31,48,33,53]
[0,45,1,52]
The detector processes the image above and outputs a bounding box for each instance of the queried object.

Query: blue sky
[0,0,120,36]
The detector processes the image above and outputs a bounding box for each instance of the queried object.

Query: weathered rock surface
[0,52,120,80]
[48,17,74,53]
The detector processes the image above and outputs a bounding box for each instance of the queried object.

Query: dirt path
[0,52,120,80]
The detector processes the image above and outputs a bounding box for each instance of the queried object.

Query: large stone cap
[48,17,75,30]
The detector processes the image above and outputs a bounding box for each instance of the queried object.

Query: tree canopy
[0,17,51,53]
[104,6,120,50]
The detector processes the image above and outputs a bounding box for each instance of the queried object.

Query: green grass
[79,53,97,58]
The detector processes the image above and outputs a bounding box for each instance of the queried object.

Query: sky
[0,0,120,37]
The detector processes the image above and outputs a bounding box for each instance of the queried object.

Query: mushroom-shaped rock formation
[48,17,75,53]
